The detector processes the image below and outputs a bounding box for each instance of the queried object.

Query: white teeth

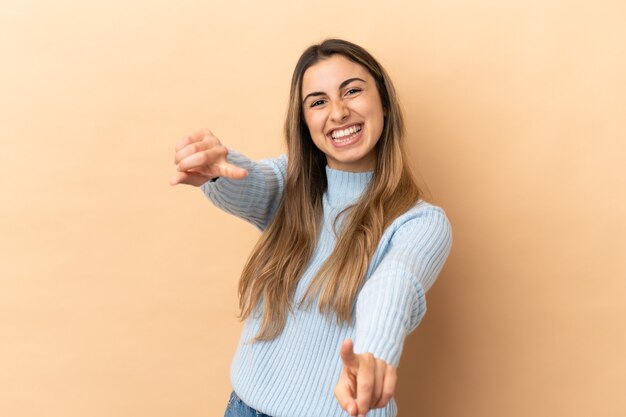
[331,124,361,139]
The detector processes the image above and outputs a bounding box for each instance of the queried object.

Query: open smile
[326,123,364,147]
[327,123,363,143]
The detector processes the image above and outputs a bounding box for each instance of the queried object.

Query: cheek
[304,113,324,135]
[367,104,385,133]
[365,109,385,141]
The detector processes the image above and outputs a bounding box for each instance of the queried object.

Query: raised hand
[334,339,397,417]
[170,129,248,187]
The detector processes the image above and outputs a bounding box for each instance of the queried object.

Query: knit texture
[201,150,452,417]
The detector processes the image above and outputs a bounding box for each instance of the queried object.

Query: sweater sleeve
[352,206,452,367]
[200,149,287,231]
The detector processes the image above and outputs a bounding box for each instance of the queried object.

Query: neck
[325,165,373,207]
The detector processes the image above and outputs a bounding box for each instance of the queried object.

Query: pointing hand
[334,339,397,417]
[170,129,248,187]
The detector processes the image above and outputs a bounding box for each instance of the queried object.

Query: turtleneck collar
[324,166,373,207]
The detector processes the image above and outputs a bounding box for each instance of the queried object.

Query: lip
[326,123,363,137]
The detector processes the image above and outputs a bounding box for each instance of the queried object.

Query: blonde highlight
[238,39,422,341]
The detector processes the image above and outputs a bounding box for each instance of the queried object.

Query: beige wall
[1,1,624,416]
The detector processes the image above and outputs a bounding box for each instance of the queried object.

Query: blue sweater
[201,150,452,417]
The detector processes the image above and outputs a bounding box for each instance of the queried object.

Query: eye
[310,99,326,108]
[345,87,362,96]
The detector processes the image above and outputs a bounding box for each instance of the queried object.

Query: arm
[171,129,287,231]
[200,149,287,231]
[334,205,453,416]
[353,205,452,365]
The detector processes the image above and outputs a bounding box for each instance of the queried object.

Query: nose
[330,99,349,122]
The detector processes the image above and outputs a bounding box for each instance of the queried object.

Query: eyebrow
[302,77,366,104]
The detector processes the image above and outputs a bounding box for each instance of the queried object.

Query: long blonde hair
[238,39,422,341]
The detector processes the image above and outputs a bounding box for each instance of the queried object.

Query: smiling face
[301,54,385,172]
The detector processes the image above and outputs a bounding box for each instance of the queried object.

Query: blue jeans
[224,391,273,417]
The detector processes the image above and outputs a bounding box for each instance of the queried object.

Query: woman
[170,39,452,417]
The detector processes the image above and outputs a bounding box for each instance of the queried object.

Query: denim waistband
[226,391,272,417]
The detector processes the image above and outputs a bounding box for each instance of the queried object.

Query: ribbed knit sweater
[201,150,452,417]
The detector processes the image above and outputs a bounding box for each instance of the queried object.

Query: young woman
[170,39,452,417]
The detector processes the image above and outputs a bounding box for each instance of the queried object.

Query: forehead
[301,54,372,93]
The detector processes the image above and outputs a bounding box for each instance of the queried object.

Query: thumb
[214,162,248,180]
[340,339,359,369]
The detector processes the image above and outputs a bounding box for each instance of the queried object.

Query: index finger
[213,162,248,180]
[340,339,359,370]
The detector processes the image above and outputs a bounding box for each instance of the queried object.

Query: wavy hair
[238,39,422,341]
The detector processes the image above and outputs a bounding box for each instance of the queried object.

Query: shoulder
[371,200,452,292]
[392,200,451,227]
[385,200,453,245]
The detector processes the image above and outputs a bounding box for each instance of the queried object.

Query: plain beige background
[1,0,625,416]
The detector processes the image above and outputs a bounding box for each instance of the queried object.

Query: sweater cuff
[199,149,287,231]
[352,272,427,367]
